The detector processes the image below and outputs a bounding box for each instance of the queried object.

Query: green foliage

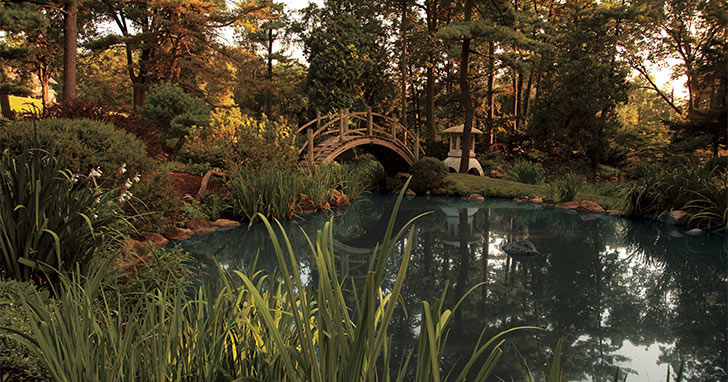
[200,192,232,221]
[548,173,582,202]
[182,107,296,170]
[627,164,728,229]
[127,172,179,231]
[529,2,630,164]
[1,119,152,187]
[333,155,386,197]
[227,165,303,221]
[0,280,50,382]
[109,245,194,301]
[141,83,211,152]
[0,147,123,282]
[410,157,448,194]
[0,185,535,381]
[504,160,545,185]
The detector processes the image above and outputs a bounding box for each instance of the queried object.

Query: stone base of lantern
[444,156,484,176]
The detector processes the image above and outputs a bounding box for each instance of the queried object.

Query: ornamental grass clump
[504,160,545,185]
[227,165,303,221]
[549,172,582,202]
[0,146,123,282]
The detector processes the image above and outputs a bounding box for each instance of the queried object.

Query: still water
[179,194,727,381]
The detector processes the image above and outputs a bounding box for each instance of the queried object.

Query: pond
[179,194,727,381]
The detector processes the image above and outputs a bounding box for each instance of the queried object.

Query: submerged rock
[503,240,539,257]
[686,228,703,236]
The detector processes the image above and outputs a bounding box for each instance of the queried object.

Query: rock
[297,193,317,213]
[607,209,625,216]
[531,196,544,204]
[490,169,503,178]
[496,164,504,171]
[143,232,168,245]
[406,189,416,196]
[661,210,689,225]
[329,189,351,207]
[555,201,580,209]
[514,196,529,203]
[187,217,217,233]
[686,228,703,236]
[577,200,605,213]
[122,239,146,255]
[321,202,331,211]
[463,193,484,201]
[609,176,619,183]
[212,219,240,228]
[668,229,685,238]
[503,240,539,257]
[163,226,195,241]
[579,213,602,221]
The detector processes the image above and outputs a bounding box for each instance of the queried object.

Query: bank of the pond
[442,173,625,210]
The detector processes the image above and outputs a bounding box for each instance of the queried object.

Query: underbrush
[547,172,582,202]
[504,160,545,185]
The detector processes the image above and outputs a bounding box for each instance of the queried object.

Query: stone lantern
[442,125,484,176]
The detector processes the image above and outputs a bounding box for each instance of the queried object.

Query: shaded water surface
[180,195,727,381]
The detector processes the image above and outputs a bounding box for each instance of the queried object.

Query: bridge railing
[296,108,424,164]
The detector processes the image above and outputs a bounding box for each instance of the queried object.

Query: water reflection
[179,195,727,382]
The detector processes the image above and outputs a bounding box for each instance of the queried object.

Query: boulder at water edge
[187,217,217,233]
[212,219,241,228]
[464,193,485,201]
[143,232,168,245]
[163,226,195,241]
[329,189,351,207]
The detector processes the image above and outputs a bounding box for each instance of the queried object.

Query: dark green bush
[504,160,545,185]
[410,157,447,194]
[127,172,179,231]
[0,148,124,282]
[0,280,51,382]
[1,119,152,187]
[142,83,210,152]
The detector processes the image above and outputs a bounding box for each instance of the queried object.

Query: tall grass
[627,164,727,229]
[334,156,387,197]
[0,147,122,282]
[227,165,303,220]
[2,183,538,381]
[548,173,582,202]
[504,160,546,185]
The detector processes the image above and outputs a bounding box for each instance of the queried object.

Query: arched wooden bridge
[297,108,424,172]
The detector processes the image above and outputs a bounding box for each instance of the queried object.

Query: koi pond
[179,194,727,381]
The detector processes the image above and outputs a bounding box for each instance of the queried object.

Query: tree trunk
[133,81,148,110]
[38,63,50,111]
[62,0,77,106]
[458,0,474,174]
[400,0,408,128]
[512,67,519,132]
[487,41,495,146]
[425,0,439,140]
[266,28,273,117]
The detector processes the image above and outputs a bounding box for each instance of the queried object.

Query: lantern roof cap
[444,124,484,135]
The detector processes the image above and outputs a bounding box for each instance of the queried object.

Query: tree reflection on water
[180,195,727,382]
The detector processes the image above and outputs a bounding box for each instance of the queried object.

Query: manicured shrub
[410,157,448,194]
[504,159,545,185]
[549,172,582,202]
[0,147,124,282]
[1,119,152,187]
[141,83,210,152]
[182,107,297,170]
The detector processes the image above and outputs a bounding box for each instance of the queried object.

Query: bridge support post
[367,107,373,137]
[391,116,398,139]
[307,128,314,165]
[339,109,345,143]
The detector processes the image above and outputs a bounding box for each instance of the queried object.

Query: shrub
[504,159,545,185]
[549,172,582,202]
[410,157,448,194]
[141,83,210,152]
[126,172,179,231]
[334,155,386,197]
[0,147,124,282]
[1,119,152,187]
[182,108,297,170]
